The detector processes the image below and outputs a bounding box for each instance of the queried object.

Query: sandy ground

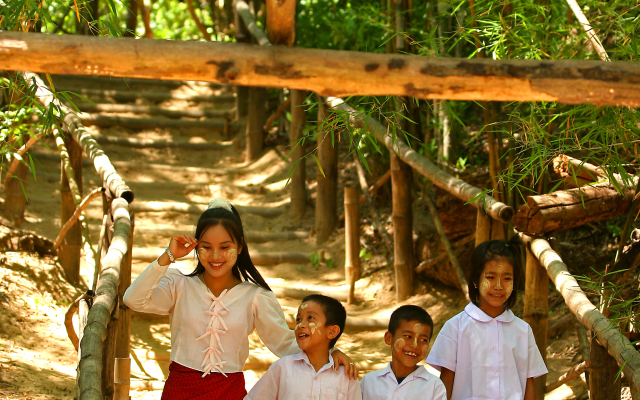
[0,76,600,399]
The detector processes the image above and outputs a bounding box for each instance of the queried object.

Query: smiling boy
[360,305,446,400]
[244,294,361,400]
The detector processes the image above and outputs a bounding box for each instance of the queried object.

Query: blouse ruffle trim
[196,289,229,378]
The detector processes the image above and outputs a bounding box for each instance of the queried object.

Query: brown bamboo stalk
[315,100,339,244]
[359,170,391,206]
[344,187,360,305]
[4,162,28,228]
[5,33,640,107]
[530,238,640,396]
[54,187,105,249]
[545,361,590,393]
[3,133,43,186]
[185,0,212,41]
[263,97,291,133]
[423,189,470,301]
[289,89,307,221]
[391,152,414,301]
[114,215,134,400]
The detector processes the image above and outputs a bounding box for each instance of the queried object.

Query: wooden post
[290,89,307,222]
[391,152,414,301]
[58,134,83,286]
[344,187,360,305]
[245,87,267,162]
[589,337,622,399]
[475,207,492,247]
[114,214,134,400]
[4,162,28,228]
[315,100,338,243]
[522,241,549,400]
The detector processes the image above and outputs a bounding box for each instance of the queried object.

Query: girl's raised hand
[157,234,198,266]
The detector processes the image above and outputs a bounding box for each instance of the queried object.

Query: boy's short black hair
[388,305,434,339]
[301,294,346,348]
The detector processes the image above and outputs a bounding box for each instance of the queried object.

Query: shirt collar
[378,363,433,384]
[292,351,335,373]
[464,302,515,323]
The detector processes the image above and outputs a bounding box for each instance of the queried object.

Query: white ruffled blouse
[123,260,300,375]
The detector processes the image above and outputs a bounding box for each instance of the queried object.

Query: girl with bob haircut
[124,199,357,400]
[426,237,548,400]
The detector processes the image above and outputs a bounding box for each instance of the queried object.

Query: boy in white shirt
[245,294,361,400]
[360,305,446,400]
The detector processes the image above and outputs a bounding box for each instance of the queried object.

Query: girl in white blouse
[124,199,357,400]
[426,238,547,400]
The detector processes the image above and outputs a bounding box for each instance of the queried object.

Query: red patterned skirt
[161,362,247,400]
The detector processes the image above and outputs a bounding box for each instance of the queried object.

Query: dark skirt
[161,362,247,400]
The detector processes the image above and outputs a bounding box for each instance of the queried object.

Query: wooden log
[235,0,271,47]
[513,184,636,236]
[315,100,339,244]
[62,87,236,103]
[264,97,291,133]
[75,103,234,119]
[90,133,234,150]
[545,361,590,393]
[128,200,285,218]
[552,154,604,182]
[6,32,640,107]
[3,133,43,186]
[289,89,307,222]
[22,72,134,203]
[4,162,28,228]
[114,214,133,400]
[530,238,640,396]
[78,198,132,399]
[354,155,392,254]
[344,187,360,305]
[590,337,621,399]
[423,190,470,301]
[80,114,238,131]
[325,97,513,223]
[522,239,549,400]
[265,0,296,45]
[391,152,414,301]
[132,248,309,265]
[54,187,105,249]
[415,232,476,274]
[246,87,267,162]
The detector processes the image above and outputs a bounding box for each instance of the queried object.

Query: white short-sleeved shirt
[244,351,362,400]
[360,363,447,400]
[123,260,299,374]
[426,303,547,400]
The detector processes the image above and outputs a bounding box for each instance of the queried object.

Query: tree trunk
[391,152,414,301]
[522,241,549,400]
[4,162,28,228]
[246,87,267,162]
[58,135,83,286]
[513,183,635,236]
[589,338,621,399]
[124,0,138,37]
[475,207,492,247]
[6,32,640,107]
[344,187,360,305]
[315,100,338,243]
[289,89,307,222]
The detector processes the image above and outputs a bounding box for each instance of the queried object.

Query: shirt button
[494,373,499,377]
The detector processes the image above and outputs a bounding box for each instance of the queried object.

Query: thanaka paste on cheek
[309,322,317,334]
[315,322,322,335]
[479,275,490,296]
[226,248,237,264]
[394,338,405,350]
[506,281,514,297]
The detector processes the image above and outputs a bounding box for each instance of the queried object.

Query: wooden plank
[3,32,640,106]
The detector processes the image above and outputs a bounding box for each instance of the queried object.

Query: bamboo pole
[234,1,250,120]
[391,152,414,301]
[78,198,132,400]
[21,71,134,203]
[522,238,549,400]
[344,187,360,305]
[4,162,28,228]
[325,97,513,223]
[64,291,94,352]
[289,89,307,222]
[590,335,621,399]
[114,214,134,400]
[186,0,212,41]
[3,133,43,186]
[5,33,640,107]
[529,238,640,396]
[54,187,105,249]
[246,86,268,162]
[235,0,271,47]
[315,100,339,243]
[75,297,90,398]
[564,0,610,62]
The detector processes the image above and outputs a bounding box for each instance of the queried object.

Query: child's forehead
[483,259,514,273]
[298,301,324,314]
[395,319,431,334]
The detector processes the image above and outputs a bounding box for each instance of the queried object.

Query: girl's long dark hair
[186,203,271,291]
[468,236,524,310]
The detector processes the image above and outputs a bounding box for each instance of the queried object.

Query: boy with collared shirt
[360,305,446,400]
[244,294,361,400]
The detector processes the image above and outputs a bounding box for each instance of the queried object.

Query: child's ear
[384,331,392,346]
[326,325,340,340]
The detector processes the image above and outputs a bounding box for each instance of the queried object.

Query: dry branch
[4,32,640,106]
[530,238,640,396]
[80,114,237,131]
[325,97,513,222]
[76,102,234,119]
[545,361,590,393]
[3,132,43,186]
[128,200,284,218]
[22,72,133,202]
[54,187,105,249]
[263,97,291,133]
[64,291,94,352]
[78,199,131,399]
[90,133,235,150]
[359,170,391,206]
[513,184,636,236]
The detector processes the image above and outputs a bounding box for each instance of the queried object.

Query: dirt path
[0,75,590,399]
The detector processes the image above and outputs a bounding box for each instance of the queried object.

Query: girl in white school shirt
[124,199,357,400]
[426,238,547,400]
